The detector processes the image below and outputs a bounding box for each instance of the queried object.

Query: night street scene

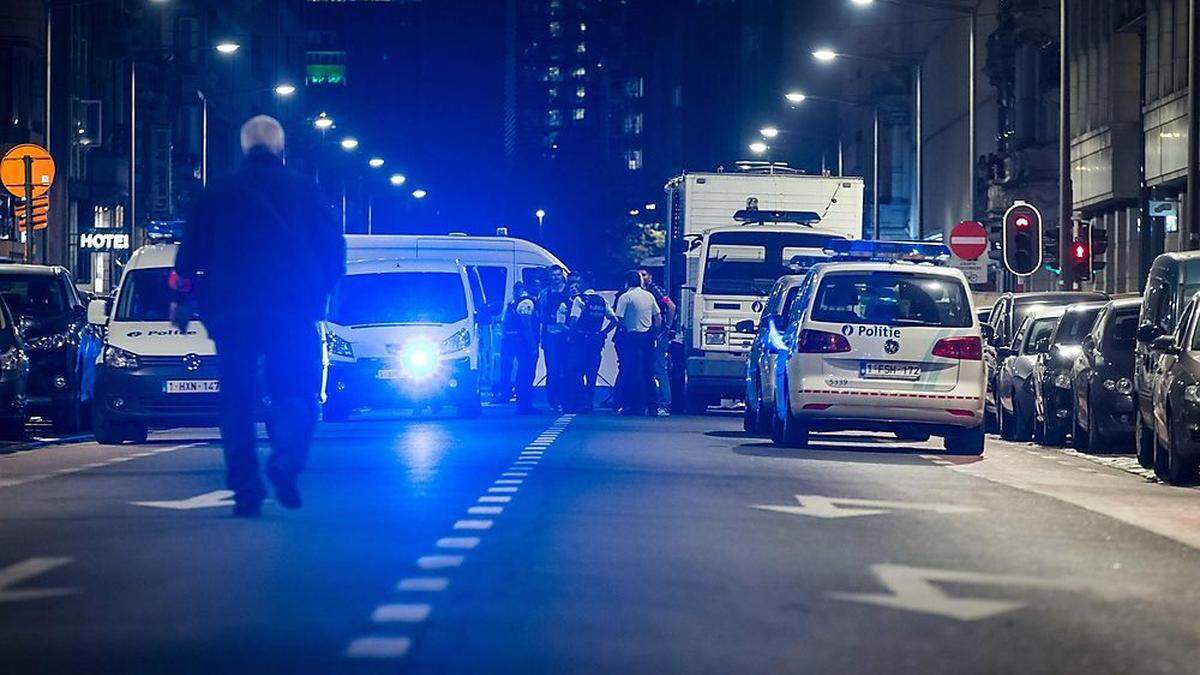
[8,0,1200,673]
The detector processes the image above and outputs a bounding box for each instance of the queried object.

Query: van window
[475,266,508,306]
[115,268,175,321]
[331,272,468,326]
[811,272,971,328]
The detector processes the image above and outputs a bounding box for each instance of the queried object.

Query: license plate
[860,362,921,381]
[164,379,220,394]
[376,369,404,380]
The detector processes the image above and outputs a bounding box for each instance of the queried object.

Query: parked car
[977,307,991,326]
[997,307,1065,441]
[743,274,808,434]
[985,291,1107,432]
[0,297,30,439]
[0,265,101,432]
[1134,251,1200,468]
[1146,291,1200,484]
[1070,298,1140,454]
[1032,301,1106,444]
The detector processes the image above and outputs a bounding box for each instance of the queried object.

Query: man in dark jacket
[174,115,345,517]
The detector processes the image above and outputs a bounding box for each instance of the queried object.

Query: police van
[88,239,222,444]
[769,241,987,454]
[323,258,483,419]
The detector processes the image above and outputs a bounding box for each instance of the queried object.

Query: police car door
[806,269,974,393]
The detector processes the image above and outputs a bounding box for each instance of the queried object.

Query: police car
[769,241,987,454]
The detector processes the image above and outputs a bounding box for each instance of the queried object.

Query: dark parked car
[1032,301,1106,444]
[0,266,102,432]
[985,291,1107,431]
[1070,298,1140,454]
[0,297,30,439]
[743,274,807,434]
[997,307,1064,441]
[1147,292,1200,484]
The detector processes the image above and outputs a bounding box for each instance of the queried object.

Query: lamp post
[535,208,546,241]
[812,47,924,237]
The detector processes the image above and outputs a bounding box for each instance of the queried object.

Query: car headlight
[401,341,439,380]
[439,328,471,355]
[1053,372,1072,389]
[25,333,73,351]
[0,348,26,371]
[1104,377,1134,396]
[102,345,139,369]
[326,332,354,359]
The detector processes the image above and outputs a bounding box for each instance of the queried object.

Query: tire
[127,424,148,444]
[1135,414,1155,469]
[1084,394,1103,455]
[1161,419,1200,486]
[52,393,84,435]
[323,398,352,423]
[945,426,985,455]
[999,401,1015,441]
[92,408,126,445]
[1153,418,1170,478]
[1010,397,1033,442]
[457,389,483,419]
[772,388,808,448]
[0,418,26,441]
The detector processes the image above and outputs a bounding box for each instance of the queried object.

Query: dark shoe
[232,500,262,518]
[272,477,303,510]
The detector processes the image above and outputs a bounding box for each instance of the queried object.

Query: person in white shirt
[614,270,661,415]
[567,279,617,412]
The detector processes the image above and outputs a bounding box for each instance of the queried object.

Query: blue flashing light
[400,341,439,380]
[823,239,951,265]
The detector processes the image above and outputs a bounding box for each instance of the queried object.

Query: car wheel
[999,400,1015,441]
[92,407,125,445]
[52,393,84,435]
[742,387,759,433]
[772,387,808,448]
[1159,413,1199,485]
[127,424,148,444]
[1135,412,1155,469]
[0,418,26,441]
[945,426,985,455]
[1011,396,1033,442]
[1153,417,1170,478]
[1084,394,1103,454]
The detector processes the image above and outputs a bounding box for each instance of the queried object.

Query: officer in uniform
[567,276,615,412]
[538,266,572,411]
[493,281,529,403]
[513,289,540,414]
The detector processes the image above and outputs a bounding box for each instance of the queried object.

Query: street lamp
[313,115,333,132]
[368,157,385,169]
[273,83,296,97]
[785,91,807,104]
[340,137,359,151]
[389,173,407,186]
[412,189,428,199]
[811,48,838,62]
[535,208,546,241]
[759,126,780,139]
[748,141,769,154]
[215,41,240,55]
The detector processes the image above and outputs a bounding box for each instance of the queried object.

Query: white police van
[770,241,986,454]
[88,240,222,444]
[323,258,483,419]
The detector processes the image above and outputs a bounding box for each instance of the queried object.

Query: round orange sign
[1,144,56,200]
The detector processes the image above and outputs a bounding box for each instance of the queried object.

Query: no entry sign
[949,220,988,260]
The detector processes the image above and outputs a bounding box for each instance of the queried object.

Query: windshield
[1052,307,1101,345]
[1024,317,1060,354]
[810,271,972,327]
[331,272,468,326]
[702,231,839,296]
[0,274,69,318]
[116,268,176,322]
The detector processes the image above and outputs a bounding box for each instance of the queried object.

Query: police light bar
[146,220,185,242]
[823,239,951,264]
[732,209,822,225]
[786,253,829,272]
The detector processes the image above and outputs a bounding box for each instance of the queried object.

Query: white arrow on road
[132,490,236,510]
[0,557,80,603]
[750,494,982,519]
[829,564,1088,621]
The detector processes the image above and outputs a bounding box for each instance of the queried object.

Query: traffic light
[1090,226,1108,277]
[15,194,48,232]
[1002,200,1042,276]
[1070,233,1091,282]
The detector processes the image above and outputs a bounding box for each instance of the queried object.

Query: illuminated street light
[389,173,407,186]
[748,141,769,154]
[340,137,359,151]
[629,209,640,216]
[785,92,807,104]
[412,189,428,199]
[759,126,780,139]
[645,203,657,211]
[368,157,385,169]
[215,42,241,55]
[274,84,296,97]
[535,208,546,220]
[850,0,875,5]
[811,48,838,62]
[313,116,334,131]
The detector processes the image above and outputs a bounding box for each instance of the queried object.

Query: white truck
[664,168,865,413]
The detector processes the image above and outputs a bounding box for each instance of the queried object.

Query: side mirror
[1150,334,1180,355]
[980,324,994,340]
[1137,324,1161,343]
[735,319,756,333]
[87,298,110,326]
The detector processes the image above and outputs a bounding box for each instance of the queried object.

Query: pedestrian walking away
[614,270,661,416]
[173,115,346,518]
[538,266,572,411]
[567,276,616,412]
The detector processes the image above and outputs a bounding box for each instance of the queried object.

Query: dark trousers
[615,331,655,415]
[543,331,569,408]
[569,333,604,411]
[213,321,323,504]
[493,333,519,400]
[515,340,538,411]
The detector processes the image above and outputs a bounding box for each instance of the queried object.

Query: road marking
[436,537,480,549]
[488,486,519,493]
[0,557,79,603]
[829,564,1094,621]
[494,479,523,485]
[468,506,503,515]
[132,490,235,510]
[397,577,449,592]
[372,603,431,623]
[82,462,106,468]
[417,556,463,570]
[0,475,48,487]
[502,472,527,477]
[479,496,511,503]
[751,495,983,519]
[346,637,412,659]
[453,519,493,530]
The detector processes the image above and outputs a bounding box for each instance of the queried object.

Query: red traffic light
[1072,240,1088,261]
[1015,215,1032,229]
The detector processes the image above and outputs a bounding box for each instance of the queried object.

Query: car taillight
[796,329,852,354]
[932,336,982,360]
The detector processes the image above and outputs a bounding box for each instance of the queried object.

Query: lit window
[624,113,642,135]
[580,22,587,32]
[549,0,561,13]
[573,108,586,121]
[573,66,586,78]
[576,86,586,99]
[547,109,562,126]
[549,21,561,36]
[624,77,643,98]
[576,42,587,54]
[546,66,561,82]
[543,132,558,148]
[625,150,642,171]
[549,87,559,98]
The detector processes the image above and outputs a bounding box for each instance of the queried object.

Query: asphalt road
[2,407,1200,674]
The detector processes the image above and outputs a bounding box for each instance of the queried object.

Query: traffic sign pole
[23,156,33,263]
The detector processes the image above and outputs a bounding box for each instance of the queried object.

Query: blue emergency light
[823,239,951,265]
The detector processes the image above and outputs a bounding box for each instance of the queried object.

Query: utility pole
[1059,0,1075,289]
[1188,0,1200,249]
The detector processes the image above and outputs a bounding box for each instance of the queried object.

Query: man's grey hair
[240,115,285,156]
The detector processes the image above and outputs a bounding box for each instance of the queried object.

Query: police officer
[493,281,529,403]
[513,289,540,414]
[567,275,615,412]
[538,266,572,411]
[640,269,676,416]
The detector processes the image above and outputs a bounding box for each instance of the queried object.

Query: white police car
[770,241,986,454]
